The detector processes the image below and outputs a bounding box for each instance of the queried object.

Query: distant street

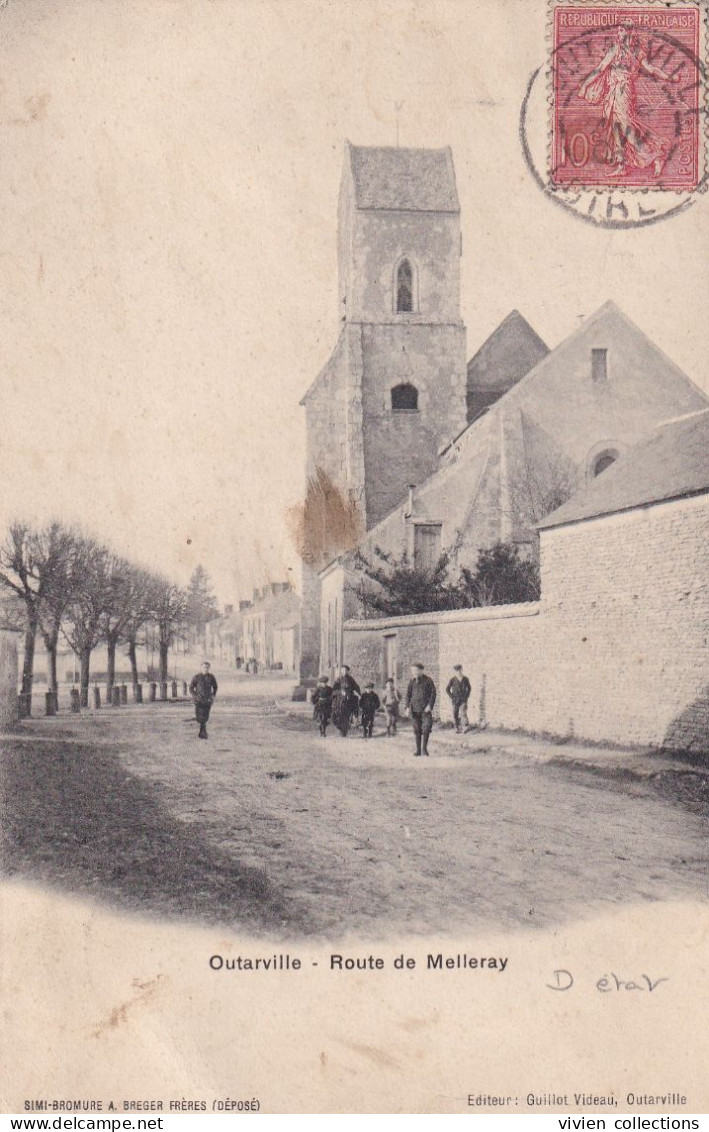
[3,676,708,939]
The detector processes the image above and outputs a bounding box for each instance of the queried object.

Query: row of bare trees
[0,520,188,699]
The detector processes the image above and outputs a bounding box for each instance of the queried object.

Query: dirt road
[2,679,708,939]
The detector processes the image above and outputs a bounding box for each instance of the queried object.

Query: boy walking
[382,678,401,736]
[445,664,472,733]
[189,661,218,740]
[311,676,333,737]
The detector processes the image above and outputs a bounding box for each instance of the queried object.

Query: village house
[239,583,300,674]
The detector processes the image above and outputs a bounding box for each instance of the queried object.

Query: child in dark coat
[311,676,333,737]
[359,682,381,739]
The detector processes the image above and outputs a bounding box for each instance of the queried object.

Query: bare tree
[99,557,139,691]
[287,467,364,572]
[63,538,112,702]
[0,521,78,697]
[0,592,28,633]
[36,527,82,693]
[151,577,187,683]
[505,448,578,554]
[123,569,160,685]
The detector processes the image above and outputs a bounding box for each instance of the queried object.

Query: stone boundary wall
[344,604,540,727]
[539,493,709,753]
[344,493,709,753]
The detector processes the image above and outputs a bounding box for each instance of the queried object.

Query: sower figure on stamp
[446,664,472,734]
[189,661,218,740]
[359,682,381,739]
[405,662,437,757]
[311,675,333,737]
[578,19,681,178]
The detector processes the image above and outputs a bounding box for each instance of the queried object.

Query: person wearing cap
[446,664,472,733]
[359,682,381,739]
[311,675,333,737]
[189,661,218,740]
[404,663,437,757]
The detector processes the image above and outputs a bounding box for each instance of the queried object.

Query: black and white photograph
[0,0,707,1117]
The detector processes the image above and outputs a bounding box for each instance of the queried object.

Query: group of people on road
[186,657,473,754]
[310,661,473,757]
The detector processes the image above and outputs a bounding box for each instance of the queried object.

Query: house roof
[467,310,549,393]
[348,144,459,212]
[538,410,709,529]
[442,300,707,460]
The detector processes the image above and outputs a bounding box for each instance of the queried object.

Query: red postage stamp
[550,4,703,190]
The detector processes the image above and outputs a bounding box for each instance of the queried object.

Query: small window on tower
[391,383,418,412]
[396,259,414,312]
[592,348,608,382]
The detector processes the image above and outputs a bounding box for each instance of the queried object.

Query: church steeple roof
[347,142,459,212]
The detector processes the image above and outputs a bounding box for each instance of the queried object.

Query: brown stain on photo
[399,1010,440,1033]
[339,1040,401,1071]
[91,974,165,1039]
[11,92,51,126]
[286,467,363,570]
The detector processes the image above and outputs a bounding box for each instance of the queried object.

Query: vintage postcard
[1,0,708,1118]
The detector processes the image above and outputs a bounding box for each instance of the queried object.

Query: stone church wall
[304,331,350,485]
[348,210,462,324]
[360,322,468,526]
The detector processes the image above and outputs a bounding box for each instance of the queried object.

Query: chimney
[407,484,416,515]
[239,600,251,611]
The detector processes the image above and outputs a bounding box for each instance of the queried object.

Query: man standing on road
[446,664,472,733]
[189,661,218,740]
[405,662,436,757]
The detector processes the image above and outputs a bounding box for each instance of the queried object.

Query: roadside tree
[63,538,112,701]
[152,577,188,682]
[0,521,78,696]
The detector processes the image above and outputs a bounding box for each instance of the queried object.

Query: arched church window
[391,383,418,412]
[396,259,414,312]
[592,450,618,477]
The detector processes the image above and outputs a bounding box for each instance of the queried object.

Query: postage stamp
[549,3,704,191]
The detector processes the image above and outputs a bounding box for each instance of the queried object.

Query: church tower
[299,142,468,674]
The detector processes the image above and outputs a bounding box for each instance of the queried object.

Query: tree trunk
[106,637,117,689]
[21,619,37,696]
[128,638,139,685]
[80,647,91,692]
[47,644,58,693]
[158,641,169,683]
